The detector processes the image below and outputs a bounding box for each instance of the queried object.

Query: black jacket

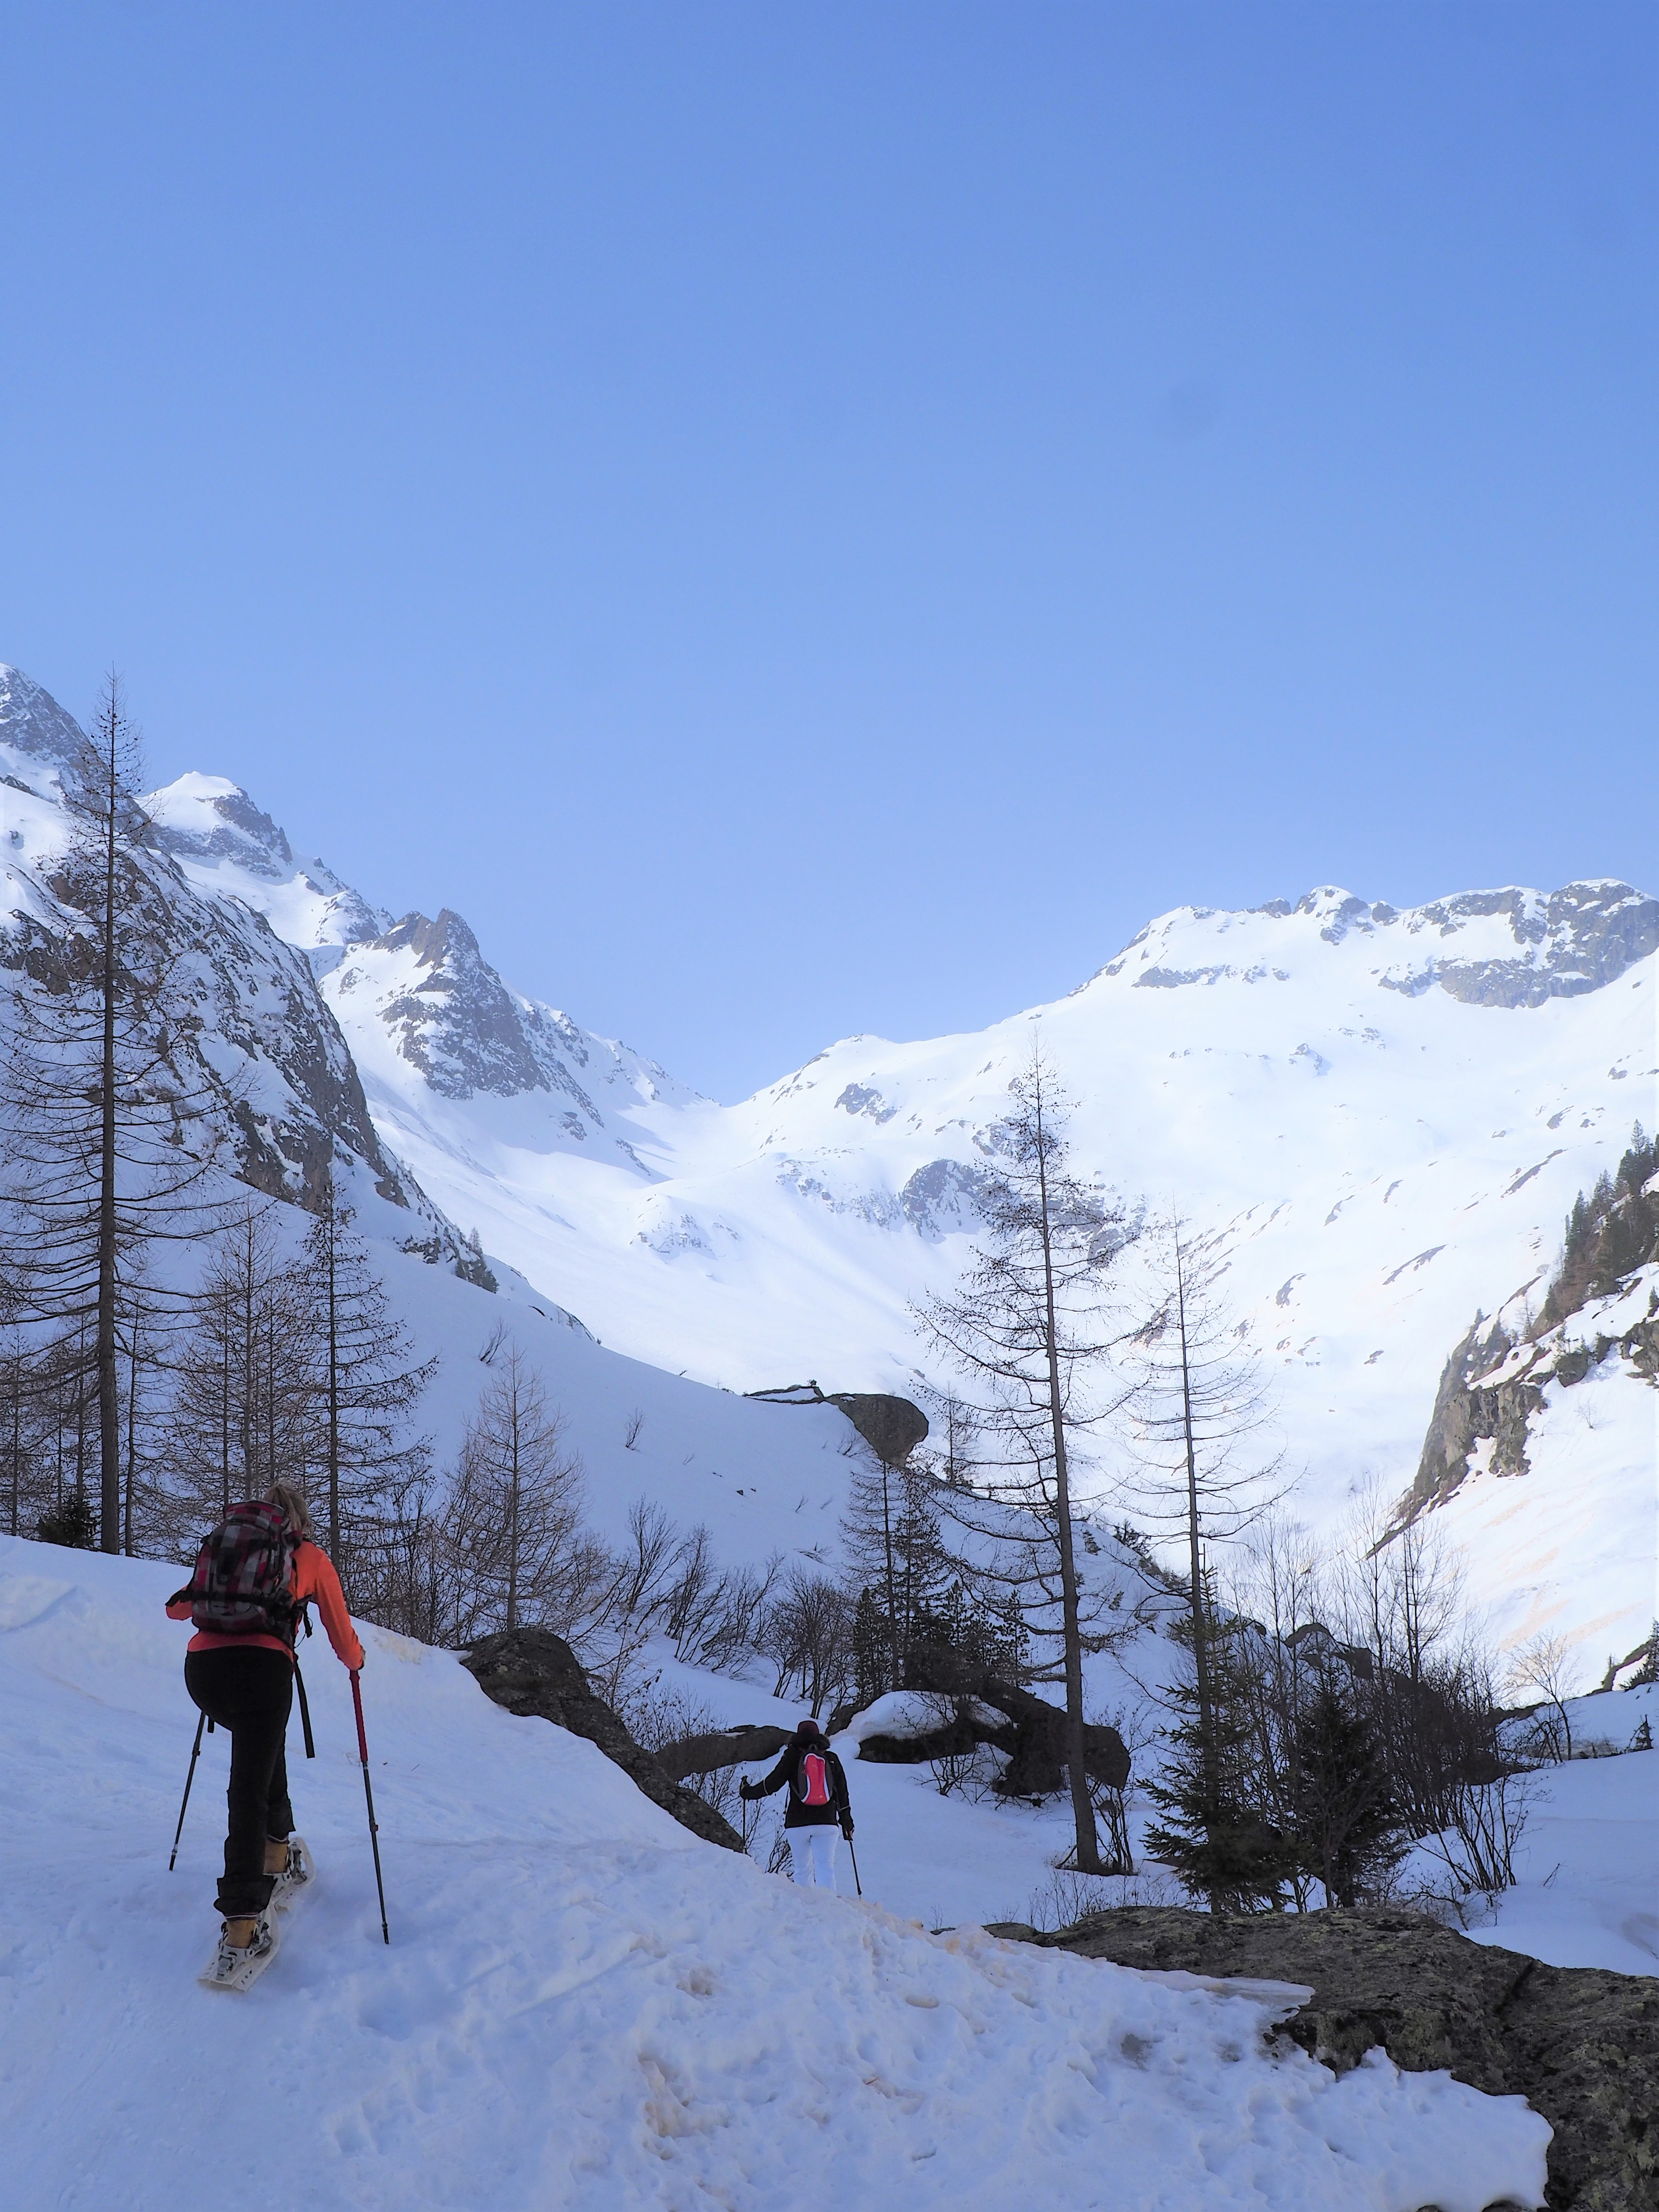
[742,1740,853,1829]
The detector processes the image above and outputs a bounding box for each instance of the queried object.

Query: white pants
[787,1826,840,1890]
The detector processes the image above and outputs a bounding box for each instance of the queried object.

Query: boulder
[462,1626,745,1853]
[982,1906,1657,2209]
[654,1724,793,1784]
[826,1392,929,1467]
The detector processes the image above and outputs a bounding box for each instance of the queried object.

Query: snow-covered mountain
[4,661,1652,1661]
[133,715,1658,1658]
[0,667,457,1257]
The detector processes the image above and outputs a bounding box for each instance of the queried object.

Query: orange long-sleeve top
[166,1538,365,1671]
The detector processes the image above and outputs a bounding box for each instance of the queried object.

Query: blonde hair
[265,1478,315,1540]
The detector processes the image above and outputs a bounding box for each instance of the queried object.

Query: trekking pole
[350,1670,390,1945]
[168,1711,208,1871]
[293,1657,316,1758]
[847,1836,863,1898]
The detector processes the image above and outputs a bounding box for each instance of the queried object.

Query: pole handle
[351,1668,369,1762]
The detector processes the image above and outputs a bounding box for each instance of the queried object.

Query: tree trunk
[880,1459,901,1687]
[1173,1233,1222,1907]
[123,1310,140,1555]
[96,706,120,1551]
[506,1396,520,1632]
[1034,1082,1103,1875]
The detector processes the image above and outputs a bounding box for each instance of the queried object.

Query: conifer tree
[851,1586,891,1705]
[1122,1217,1280,1883]
[915,1045,1132,1875]
[297,1185,436,1604]
[840,1452,905,1684]
[1143,1592,1296,1911]
[446,1345,585,1637]
[1291,1674,1404,1907]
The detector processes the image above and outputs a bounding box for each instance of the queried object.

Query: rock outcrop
[1401,1130,1659,1527]
[860,1648,1131,1798]
[654,1723,793,1784]
[462,1625,745,1853]
[982,1906,1657,2209]
[826,1392,929,1467]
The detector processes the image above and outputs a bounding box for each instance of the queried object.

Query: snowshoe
[199,1912,280,1992]
[269,1834,314,1912]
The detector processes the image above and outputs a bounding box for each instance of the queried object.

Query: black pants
[184,1647,294,1917]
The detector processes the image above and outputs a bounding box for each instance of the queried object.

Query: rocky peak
[1382,880,1659,1007]
[1083,879,1658,1007]
[0,663,102,793]
[143,772,296,878]
[360,907,553,1101]
[374,907,485,974]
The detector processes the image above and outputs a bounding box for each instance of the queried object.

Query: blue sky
[2,3,1653,1101]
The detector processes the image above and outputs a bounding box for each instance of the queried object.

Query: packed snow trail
[0,1539,1549,2212]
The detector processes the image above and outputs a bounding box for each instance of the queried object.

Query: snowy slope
[336,1233,866,1568]
[0,1535,1552,2212]
[1460,1702,1659,1979]
[143,769,392,970]
[139,733,1658,1657]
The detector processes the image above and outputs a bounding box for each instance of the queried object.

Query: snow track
[2,1539,1550,2210]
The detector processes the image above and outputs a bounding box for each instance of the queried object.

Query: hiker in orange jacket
[167,1478,363,1967]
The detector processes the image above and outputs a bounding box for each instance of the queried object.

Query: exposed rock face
[1095,878,1659,1009]
[1407,1316,1550,1514]
[327,906,679,1180]
[148,780,296,878]
[1403,1244,1658,1528]
[899,1157,998,1240]
[0,663,101,784]
[1377,882,1659,1008]
[982,1907,1657,2210]
[144,772,390,952]
[369,909,563,1101]
[461,1626,745,1853]
[0,667,500,1277]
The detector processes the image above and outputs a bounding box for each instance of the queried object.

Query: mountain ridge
[4,662,1654,1658]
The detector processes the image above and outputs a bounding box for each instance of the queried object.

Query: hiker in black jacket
[740,1718,854,1890]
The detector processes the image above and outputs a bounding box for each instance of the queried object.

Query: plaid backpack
[170,1503,301,1639]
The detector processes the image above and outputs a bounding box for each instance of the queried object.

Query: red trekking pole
[350,1671,390,1945]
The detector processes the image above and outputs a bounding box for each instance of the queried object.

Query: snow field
[1451,1683,1659,1978]
[1,1538,1551,2212]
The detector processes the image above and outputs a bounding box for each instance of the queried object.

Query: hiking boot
[201,1911,279,1991]
[269,1835,314,1910]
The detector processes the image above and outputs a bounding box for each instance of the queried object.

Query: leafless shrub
[1505,1632,1580,1763]
[759,1570,852,1716]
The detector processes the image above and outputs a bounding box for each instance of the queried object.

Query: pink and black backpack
[793,1747,834,1807]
